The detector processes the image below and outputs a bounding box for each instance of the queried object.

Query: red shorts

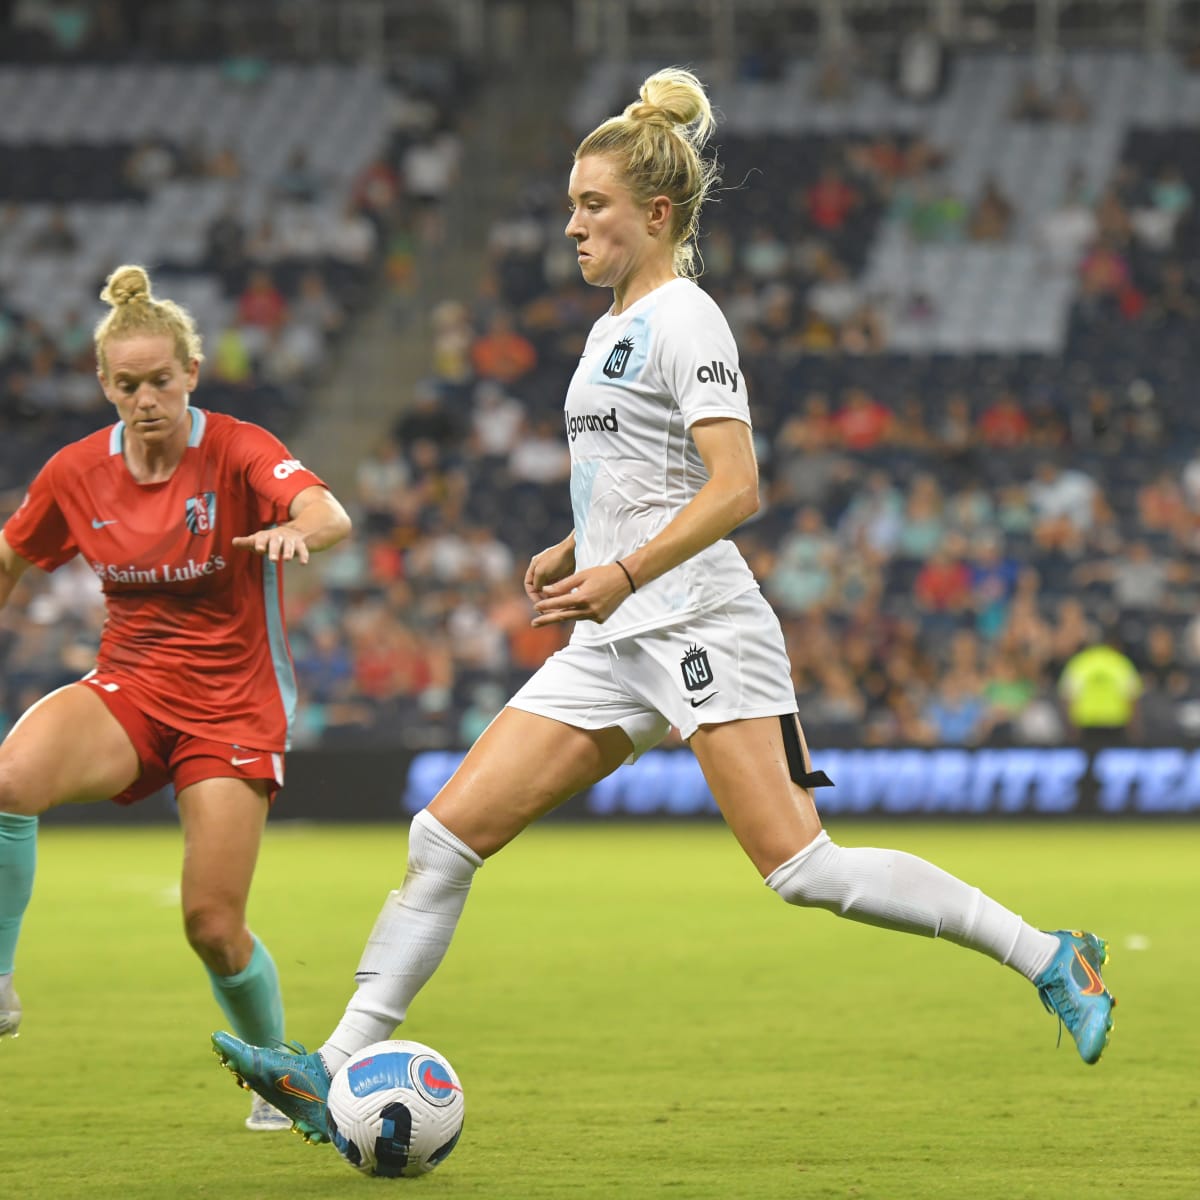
[79,675,285,806]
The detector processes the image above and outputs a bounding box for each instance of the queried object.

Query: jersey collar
[109,407,207,455]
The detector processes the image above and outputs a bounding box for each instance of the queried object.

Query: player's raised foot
[1034,930,1116,1065]
[245,1093,292,1131]
[0,977,20,1039]
[212,1031,332,1144]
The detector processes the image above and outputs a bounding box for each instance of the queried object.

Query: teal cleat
[1034,930,1116,1065]
[212,1031,331,1143]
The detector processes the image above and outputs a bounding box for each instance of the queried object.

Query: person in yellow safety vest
[1058,630,1143,747]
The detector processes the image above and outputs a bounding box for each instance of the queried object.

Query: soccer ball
[326,1039,465,1177]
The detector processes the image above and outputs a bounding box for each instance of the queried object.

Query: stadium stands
[5,38,1200,754]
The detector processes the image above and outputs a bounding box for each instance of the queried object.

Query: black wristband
[615,559,637,594]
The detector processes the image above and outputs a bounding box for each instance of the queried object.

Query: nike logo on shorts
[689,693,719,708]
[231,756,261,767]
[91,518,118,529]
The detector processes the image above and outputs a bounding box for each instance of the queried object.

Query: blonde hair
[94,264,204,378]
[575,67,719,279]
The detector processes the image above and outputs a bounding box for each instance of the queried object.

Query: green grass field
[5,820,1198,1199]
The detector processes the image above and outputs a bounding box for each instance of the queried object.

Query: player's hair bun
[626,68,710,136]
[100,264,152,308]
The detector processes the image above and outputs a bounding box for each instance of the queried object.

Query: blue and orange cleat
[1033,930,1116,1065]
[212,1031,332,1143]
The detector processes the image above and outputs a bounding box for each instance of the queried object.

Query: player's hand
[532,563,633,627]
[524,539,576,603]
[232,526,311,564]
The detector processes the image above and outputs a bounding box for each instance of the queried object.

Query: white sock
[765,831,1058,981]
[319,809,482,1075]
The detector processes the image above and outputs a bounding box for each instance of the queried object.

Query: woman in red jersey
[0,265,351,1130]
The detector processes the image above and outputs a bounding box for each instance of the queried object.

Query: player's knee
[0,763,41,816]
[183,903,243,966]
[764,831,838,907]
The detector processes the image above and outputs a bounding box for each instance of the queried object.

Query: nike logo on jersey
[91,518,119,529]
[689,692,720,708]
[231,756,261,767]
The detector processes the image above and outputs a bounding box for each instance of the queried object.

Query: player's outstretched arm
[0,532,33,610]
[232,485,352,564]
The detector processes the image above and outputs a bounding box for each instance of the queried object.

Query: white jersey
[564,276,759,646]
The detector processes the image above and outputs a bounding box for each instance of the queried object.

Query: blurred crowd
[3,43,1200,755]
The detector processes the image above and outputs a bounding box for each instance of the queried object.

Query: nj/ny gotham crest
[680,643,714,692]
[603,335,634,378]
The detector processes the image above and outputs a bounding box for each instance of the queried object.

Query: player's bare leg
[689,714,1114,1063]
[0,684,140,1039]
[179,777,289,1127]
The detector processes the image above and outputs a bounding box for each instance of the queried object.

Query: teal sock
[0,814,37,975]
[208,934,285,1046]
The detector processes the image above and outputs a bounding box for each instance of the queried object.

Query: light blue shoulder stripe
[188,407,207,446]
[260,558,298,751]
[108,422,124,455]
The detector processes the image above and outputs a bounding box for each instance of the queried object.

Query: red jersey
[3,409,326,751]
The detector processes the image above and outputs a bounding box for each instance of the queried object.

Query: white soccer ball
[326,1039,465,1177]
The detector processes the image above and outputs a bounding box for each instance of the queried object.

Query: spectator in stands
[393,381,462,458]
[1072,539,1191,613]
[206,144,243,181]
[210,325,254,388]
[741,225,790,280]
[123,137,176,191]
[468,380,525,463]
[1038,181,1098,270]
[1010,75,1054,122]
[1058,629,1142,748]
[356,436,410,535]
[914,535,972,627]
[897,473,946,560]
[969,175,1015,242]
[808,664,866,733]
[806,253,861,329]
[839,469,903,560]
[24,207,77,256]
[767,507,836,616]
[237,269,288,332]
[1149,262,1200,325]
[470,309,537,386]
[274,148,322,205]
[978,390,1031,447]
[329,198,379,268]
[205,205,248,277]
[806,164,858,233]
[1053,73,1091,123]
[1137,468,1191,544]
[969,533,1020,639]
[833,386,893,451]
[923,671,990,745]
[508,415,569,486]
[1028,460,1101,554]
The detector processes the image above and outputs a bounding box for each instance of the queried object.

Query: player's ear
[185,356,200,391]
[647,194,672,236]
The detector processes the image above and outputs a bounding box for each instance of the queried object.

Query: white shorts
[508,588,798,760]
